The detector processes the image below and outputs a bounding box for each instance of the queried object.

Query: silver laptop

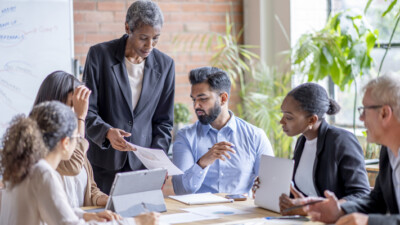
[254,155,294,213]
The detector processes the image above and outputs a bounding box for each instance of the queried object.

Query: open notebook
[169,193,234,205]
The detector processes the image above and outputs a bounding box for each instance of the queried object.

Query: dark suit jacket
[341,147,400,225]
[83,34,175,171]
[293,119,370,201]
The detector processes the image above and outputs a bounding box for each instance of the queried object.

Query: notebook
[254,155,294,213]
[169,193,233,205]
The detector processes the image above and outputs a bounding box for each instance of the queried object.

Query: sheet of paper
[129,143,183,175]
[160,212,219,224]
[182,205,249,217]
[169,193,234,205]
[213,218,306,225]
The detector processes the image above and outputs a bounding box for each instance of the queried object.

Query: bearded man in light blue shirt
[172,67,274,195]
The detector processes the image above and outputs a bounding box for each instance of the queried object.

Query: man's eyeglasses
[357,105,383,115]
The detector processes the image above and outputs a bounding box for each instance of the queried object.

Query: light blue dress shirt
[172,112,274,195]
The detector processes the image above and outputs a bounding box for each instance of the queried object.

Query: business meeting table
[82,194,324,225]
[162,195,324,225]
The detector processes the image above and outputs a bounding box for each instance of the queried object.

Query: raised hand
[73,85,91,120]
[197,141,236,169]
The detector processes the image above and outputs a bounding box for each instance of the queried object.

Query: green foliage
[292,10,378,91]
[365,0,400,75]
[243,63,293,158]
[173,13,259,98]
[361,131,381,159]
[174,103,191,125]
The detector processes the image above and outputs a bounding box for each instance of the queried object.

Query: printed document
[128,143,183,176]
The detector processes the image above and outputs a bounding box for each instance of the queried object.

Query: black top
[292,119,370,201]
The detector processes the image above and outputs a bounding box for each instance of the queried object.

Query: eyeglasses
[70,134,83,141]
[357,105,383,115]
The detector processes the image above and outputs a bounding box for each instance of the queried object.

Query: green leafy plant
[365,0,400,75]
[291,10,378,132]
[292,10,378,90]
[244,63,293,158]
[174,103,191,125]
[173,13,259,102]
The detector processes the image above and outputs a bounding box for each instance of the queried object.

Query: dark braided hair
[288,83,340,120]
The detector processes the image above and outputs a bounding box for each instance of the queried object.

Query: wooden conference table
[162,195,324,225]
[84,195,324,225]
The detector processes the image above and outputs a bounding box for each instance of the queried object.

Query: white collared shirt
[388,147,400,209]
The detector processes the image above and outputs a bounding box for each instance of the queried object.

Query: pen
[265,215,309,221]
[281,199,324,213]
[141,202,149,212]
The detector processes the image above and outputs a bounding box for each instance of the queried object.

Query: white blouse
[294,137,319,197]
[0,159,136,225]
[64,167,88,207]
[125,58,145,111]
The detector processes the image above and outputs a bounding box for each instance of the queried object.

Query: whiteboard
[0,0,74,138]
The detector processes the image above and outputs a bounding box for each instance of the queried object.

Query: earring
[309,125,312,130]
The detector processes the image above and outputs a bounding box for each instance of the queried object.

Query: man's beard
[196,101,221,125]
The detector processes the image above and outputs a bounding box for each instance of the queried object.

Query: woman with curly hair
[34,70,108,207]
[0,101,159,225]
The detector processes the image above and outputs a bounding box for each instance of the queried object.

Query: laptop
[104,168,168,217]
[254,155,294,213]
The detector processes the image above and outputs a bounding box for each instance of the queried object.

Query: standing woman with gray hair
[275,83,370,215]
[83,0,175,194]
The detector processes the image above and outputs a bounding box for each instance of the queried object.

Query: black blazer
[341,147,400,225]
[292,119,370,201]
[83,35,175,171]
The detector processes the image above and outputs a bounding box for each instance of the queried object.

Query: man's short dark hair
[189,67,231,96]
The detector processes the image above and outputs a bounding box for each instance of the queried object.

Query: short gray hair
[364,72,400,121]
[126,0,164,32]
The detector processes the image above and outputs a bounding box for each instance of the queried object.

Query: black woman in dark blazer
[279,83,370,215]
[304,74,400,225]
[83,0,175,194]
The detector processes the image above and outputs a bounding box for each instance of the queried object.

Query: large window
[333,0,400,128]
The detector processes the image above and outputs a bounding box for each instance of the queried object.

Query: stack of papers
[169,193,234,205]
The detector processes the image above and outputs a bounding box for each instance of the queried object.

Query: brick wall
[73,0,243,120]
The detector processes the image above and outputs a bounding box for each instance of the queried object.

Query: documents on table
[160,212,219,224]
[128,143,183,175]
[182,205,250,217]
[213,217,308,225]
[169,193,234,205]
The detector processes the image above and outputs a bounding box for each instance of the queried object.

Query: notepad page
[169,193,233,205]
